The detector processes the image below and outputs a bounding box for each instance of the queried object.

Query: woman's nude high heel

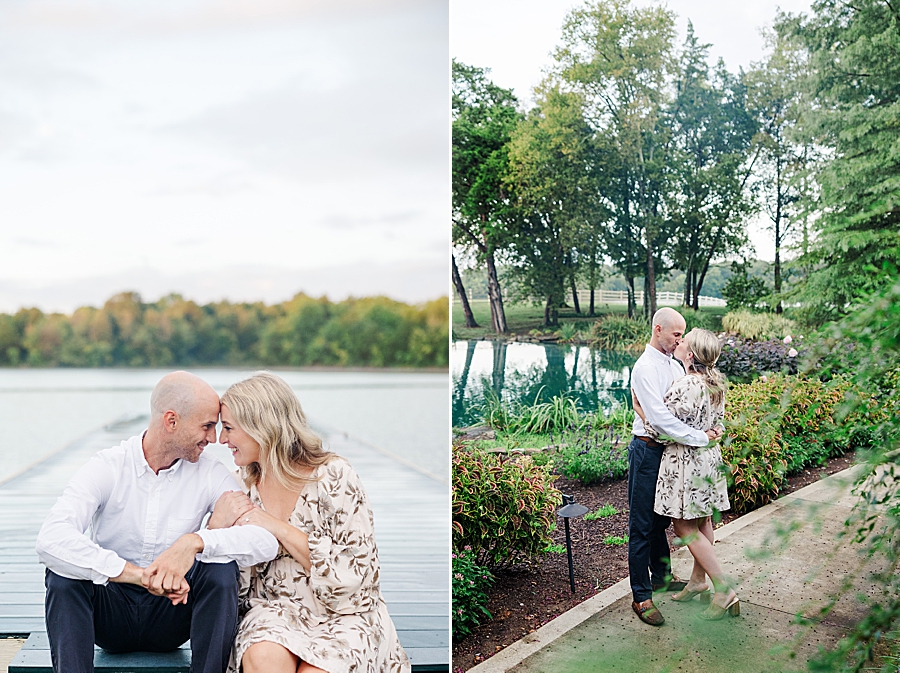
[699,593,740,620]
[671,586,712,603]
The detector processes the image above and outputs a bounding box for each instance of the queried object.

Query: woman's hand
[235,505,282,536]
[238,505,311,572]
[208,491,254,529]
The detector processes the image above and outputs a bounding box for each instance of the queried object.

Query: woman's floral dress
[649,375,730,520]
[228,457,411,673]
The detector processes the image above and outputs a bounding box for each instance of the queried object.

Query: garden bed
[451,450,857,672]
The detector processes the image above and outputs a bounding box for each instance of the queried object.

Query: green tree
[667,24,757,309]
[785,0,900,323]
[505,84,604,326]
[452,60,521,334]
[554,0,677,319]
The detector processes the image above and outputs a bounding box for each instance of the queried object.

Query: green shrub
[722,374,885,513]
[603,535,628,545]
[682,309,722,333]
[555,322,578,342]
[452,548,494,639]
[722,310,798,340]
[452,445,563,568]
[554,419,629,485]
[589,315,649,351]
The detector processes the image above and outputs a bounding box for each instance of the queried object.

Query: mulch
[451,451,857,672]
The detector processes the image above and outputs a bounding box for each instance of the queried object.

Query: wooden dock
[0,417,448,671]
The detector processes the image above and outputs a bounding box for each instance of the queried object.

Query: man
[628,308,721,626]
[36,371,278,673]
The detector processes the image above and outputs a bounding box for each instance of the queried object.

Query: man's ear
[162,410,179,433]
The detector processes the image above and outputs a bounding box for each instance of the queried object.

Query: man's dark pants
[627,436,672,604]
[45,560,239,673]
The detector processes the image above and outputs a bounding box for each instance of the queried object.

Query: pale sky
[0,0,449,313]
[451,0,816,263]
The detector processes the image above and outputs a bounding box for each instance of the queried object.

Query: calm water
[452,340,638,427]
[0,369,448,484]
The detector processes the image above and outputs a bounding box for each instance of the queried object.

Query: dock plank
[0,419,449,671]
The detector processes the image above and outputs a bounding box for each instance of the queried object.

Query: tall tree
[667,24,757,310]
[744,28,810,313]
[554,0,677,319]
[785,1,900,323]
[452,60,521,334]
[505,84,602,326]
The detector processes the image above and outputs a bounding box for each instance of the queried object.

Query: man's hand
[142,533,204,605]
[208,491,254,529]
[705,427,723,442]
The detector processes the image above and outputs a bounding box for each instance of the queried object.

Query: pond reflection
[452,340,639,427]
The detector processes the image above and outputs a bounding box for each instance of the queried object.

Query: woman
[635,328,739,620]
[211,371,411,673]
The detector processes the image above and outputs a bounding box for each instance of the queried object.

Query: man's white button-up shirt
[36,434,278,584]
[630,344,709,447]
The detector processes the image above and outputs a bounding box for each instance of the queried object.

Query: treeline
[452,0,900,330]
[0,292,449,368]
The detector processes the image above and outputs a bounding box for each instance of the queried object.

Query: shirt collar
[644,343,673,362]
[132,432,186,478]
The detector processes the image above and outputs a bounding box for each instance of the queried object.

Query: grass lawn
[452,299,727,340]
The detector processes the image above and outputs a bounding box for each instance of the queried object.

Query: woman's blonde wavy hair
[221,371,333,489]
[684,328,727,407]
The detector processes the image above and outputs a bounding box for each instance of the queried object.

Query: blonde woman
[633,328,739,620]
[210,372,410,673]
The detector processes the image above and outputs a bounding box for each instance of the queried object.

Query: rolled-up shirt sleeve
[633,364,709,447]
[35,457,127,585]
[195,465,278,566]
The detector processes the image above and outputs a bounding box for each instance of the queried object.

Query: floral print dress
[228,457,411,673]
[650,375,730,520]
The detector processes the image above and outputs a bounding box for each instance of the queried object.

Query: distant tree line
[453,0,900,330]
[0,292,449,368]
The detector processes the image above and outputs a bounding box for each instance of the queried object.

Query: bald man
[36,371,278,673]
[627,308,721,626]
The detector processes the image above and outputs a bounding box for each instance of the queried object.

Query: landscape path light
[557,493,588,593]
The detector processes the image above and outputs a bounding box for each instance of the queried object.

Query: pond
[452,340,638,428]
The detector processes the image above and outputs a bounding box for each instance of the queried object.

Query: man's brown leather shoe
[632,599,665,626]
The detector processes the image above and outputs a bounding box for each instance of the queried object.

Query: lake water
[0,368,449,484]
[452,340,638,427]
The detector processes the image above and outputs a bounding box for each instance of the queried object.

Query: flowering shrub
[452,444,562,568]
[452,548,494,639]
[722,374,885,513]
[718,336,806,382]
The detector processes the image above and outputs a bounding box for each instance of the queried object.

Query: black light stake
[558,494,588,593]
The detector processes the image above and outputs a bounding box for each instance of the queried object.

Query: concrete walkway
[471,464,887,673]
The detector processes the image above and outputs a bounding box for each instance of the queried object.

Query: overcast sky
[451,0,815,263]
[0,0,449,313]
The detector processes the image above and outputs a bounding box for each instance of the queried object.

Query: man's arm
[35,457,128,584]
[632,365,709,447]
[196,465,278,566]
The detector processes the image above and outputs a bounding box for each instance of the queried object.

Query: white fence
[458,290,727,308]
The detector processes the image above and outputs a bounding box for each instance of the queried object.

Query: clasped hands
[123,491,273,606]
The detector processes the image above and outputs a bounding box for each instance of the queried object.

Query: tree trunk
[626,276,636,319]
[645,238,657,319]
[589,289,595,317]
[569,272,581,315]
[451,255,479,328]
[774,158,784,314]
[543,294,559,327]
[485,253,508,333]
[683,262,692,307]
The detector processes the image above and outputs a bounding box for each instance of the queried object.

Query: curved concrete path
[470,464,887,673]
